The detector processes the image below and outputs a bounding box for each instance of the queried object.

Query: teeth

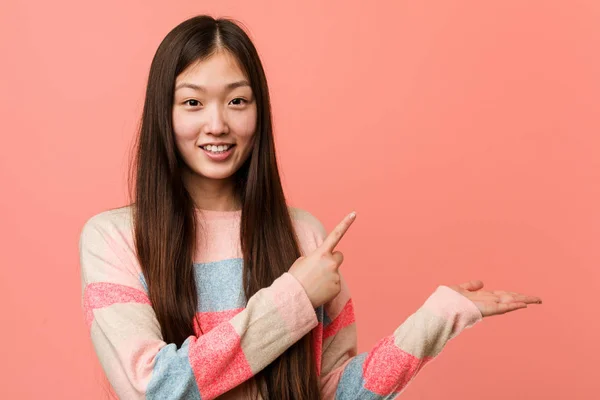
[203,144,232,153]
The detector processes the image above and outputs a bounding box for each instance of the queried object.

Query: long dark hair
[127,15,321,399]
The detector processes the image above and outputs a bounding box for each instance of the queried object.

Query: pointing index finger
[317,212,356,255]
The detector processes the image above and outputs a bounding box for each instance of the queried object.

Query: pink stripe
[194,308,244,335]
[323,299,355,340]
[313,322,323,376]
[83,282,150,328]
[362,336,431,395]
[189,322,253,400]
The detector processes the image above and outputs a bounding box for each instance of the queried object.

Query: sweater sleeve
[79,214,318,400]
[294,211,484,399]
[319,273,483,399]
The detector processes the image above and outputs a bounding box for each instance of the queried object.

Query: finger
[332,251,344,267]
[513,295,542,304]
[492,290,542,304]
[316,212,356,255]
[460,280,484,292]
[513,292,542,304]
[496,291,542,304]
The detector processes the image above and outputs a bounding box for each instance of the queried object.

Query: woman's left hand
[448,280,542,318]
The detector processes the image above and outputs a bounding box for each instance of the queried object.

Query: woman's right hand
[288,212,357,308]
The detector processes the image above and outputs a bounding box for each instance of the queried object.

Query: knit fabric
[79,205,483,399]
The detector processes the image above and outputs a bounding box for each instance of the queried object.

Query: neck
[182,169,241,211]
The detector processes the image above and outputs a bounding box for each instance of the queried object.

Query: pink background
[1,0,598,398]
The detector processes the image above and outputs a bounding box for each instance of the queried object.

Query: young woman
[79,15,542,400]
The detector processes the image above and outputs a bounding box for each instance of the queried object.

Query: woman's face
[172,50,257,184]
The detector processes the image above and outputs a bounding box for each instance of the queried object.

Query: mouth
[199,144,236,161]
[199,144,236,154]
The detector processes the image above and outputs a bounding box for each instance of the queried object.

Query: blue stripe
[194,258,246,312]
[323,308,333,327]
[335,353,395,399]
[139,274,148,293]
[147,337,201,399]
[316,305,324,324]
[139,258,247,312]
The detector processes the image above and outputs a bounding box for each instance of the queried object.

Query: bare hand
[288,212,356,308]
[448,280,542,317]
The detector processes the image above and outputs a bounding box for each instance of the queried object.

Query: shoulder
[80,205,134,241]
[78,205,136,264]
[288,206,327,237]
[288,206,327,255]
[79,205,140,282]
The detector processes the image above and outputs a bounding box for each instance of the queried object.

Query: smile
[199,144,236,161]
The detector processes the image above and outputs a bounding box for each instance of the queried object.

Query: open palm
[448,280,542,318]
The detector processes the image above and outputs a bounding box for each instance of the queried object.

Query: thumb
[460,280,484,291]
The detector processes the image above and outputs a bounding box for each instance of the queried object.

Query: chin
[195,167,236,181]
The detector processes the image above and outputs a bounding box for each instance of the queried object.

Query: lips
[200,144,235,161]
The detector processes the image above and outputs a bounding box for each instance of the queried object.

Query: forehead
[175,50,248,87]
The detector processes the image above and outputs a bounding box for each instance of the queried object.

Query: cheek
[172,109,200,142]
[230,108,258,143]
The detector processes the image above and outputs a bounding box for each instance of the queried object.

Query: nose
[203,103,229,136]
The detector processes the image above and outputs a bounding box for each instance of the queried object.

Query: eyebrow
[174,80,251,91]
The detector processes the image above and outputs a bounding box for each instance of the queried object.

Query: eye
[229,98,247,106]
[184,99,201,107]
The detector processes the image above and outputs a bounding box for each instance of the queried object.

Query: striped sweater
[79,205,483,399]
